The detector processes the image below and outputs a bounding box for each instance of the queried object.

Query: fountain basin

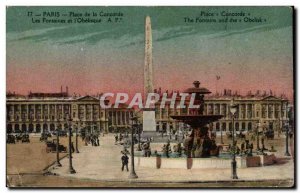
[134,154,277,169]
[135,156,247,169]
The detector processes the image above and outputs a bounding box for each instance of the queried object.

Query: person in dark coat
[121,154,129,171]
[97,137,100,146]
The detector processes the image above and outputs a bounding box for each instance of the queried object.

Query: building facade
[6,91,291,135]
[7,94,105,133]
[6,93,134,134]
[107,104,134,133]
[155,93,290,134]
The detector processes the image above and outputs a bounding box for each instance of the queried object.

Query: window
[242,122,246,131]
[216,122,220,131]
[235,122,239,131]
[222,123,226,131]
[248,122,252,131]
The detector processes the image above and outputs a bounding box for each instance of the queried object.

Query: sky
[6,6,294,99]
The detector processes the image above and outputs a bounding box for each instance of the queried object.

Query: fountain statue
[171,81,223,158]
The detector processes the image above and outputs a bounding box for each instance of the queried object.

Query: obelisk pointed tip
[145,15,151,22]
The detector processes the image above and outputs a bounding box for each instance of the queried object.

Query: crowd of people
[81,133,100,146]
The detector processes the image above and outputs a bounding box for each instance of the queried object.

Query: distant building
[154,89,290,134]
[6,89,134,134]
[107,104,134,133]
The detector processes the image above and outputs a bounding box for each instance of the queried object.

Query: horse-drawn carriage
[21,134,30,143]
[7,134,16,144]
[226,132,232,138]
[264,129,274,140]
[236,131,246,139]
[45,139,67,153]
[15,133,23,142]
[40,132,50,142]
[52,130,68,137]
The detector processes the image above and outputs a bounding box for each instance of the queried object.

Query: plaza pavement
[50,134,294,184]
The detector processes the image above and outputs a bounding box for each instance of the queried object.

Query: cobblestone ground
[51,134,294,186]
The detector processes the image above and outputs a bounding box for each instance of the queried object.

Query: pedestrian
[115,134,118,143]
[97,137,100,146]
[121,153,129,172]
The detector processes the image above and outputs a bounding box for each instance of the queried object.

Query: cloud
[6,19,286,48]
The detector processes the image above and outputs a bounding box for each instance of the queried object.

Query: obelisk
[143,16,156,134]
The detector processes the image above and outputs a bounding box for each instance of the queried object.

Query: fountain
[171,81,223,158]
[134,81,278,170]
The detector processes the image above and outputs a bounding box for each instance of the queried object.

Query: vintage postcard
[6,6,294,188]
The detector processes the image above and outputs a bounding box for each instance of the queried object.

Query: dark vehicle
[53,130,68,137]
[45,139,67,153]
[7,134,16,144]
[236,132,246,139]
[226,132,232,138]
[15,134,23,142]
[40,133,49,142]
[289,131,293,138]
[21,134,30,143]
[264,130,274,140]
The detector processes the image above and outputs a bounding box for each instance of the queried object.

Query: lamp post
[284,121,291,156]
[220,124,224,144]
[66,114,76,174]
[75,121,80,153]
[129,116,138,179]
[137,122,142,151]
[55,122,62,167]
[104,100,109,134]
[230,99,238,179]
[256,122,261,151]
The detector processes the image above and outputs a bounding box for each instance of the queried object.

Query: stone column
[27,104,29,121]
[18,104,21,121]
[123,111,127,125]
[252,104,255,118]
[116,111,119,126]
[285,103,288,119]
[273,104,276,119]
[120,110,123,125]
[48,104,50,120]
[54,104,57,120]
[26,123,29,133]
[33,104,36,121]
[84,105,87,121]
[245,104,248,119]
[12,105,15,121]
[238,104,242,119]
[267,103,269,119]
[279,104,282,119]
[61,104,63,118]
[41,104,44,121]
